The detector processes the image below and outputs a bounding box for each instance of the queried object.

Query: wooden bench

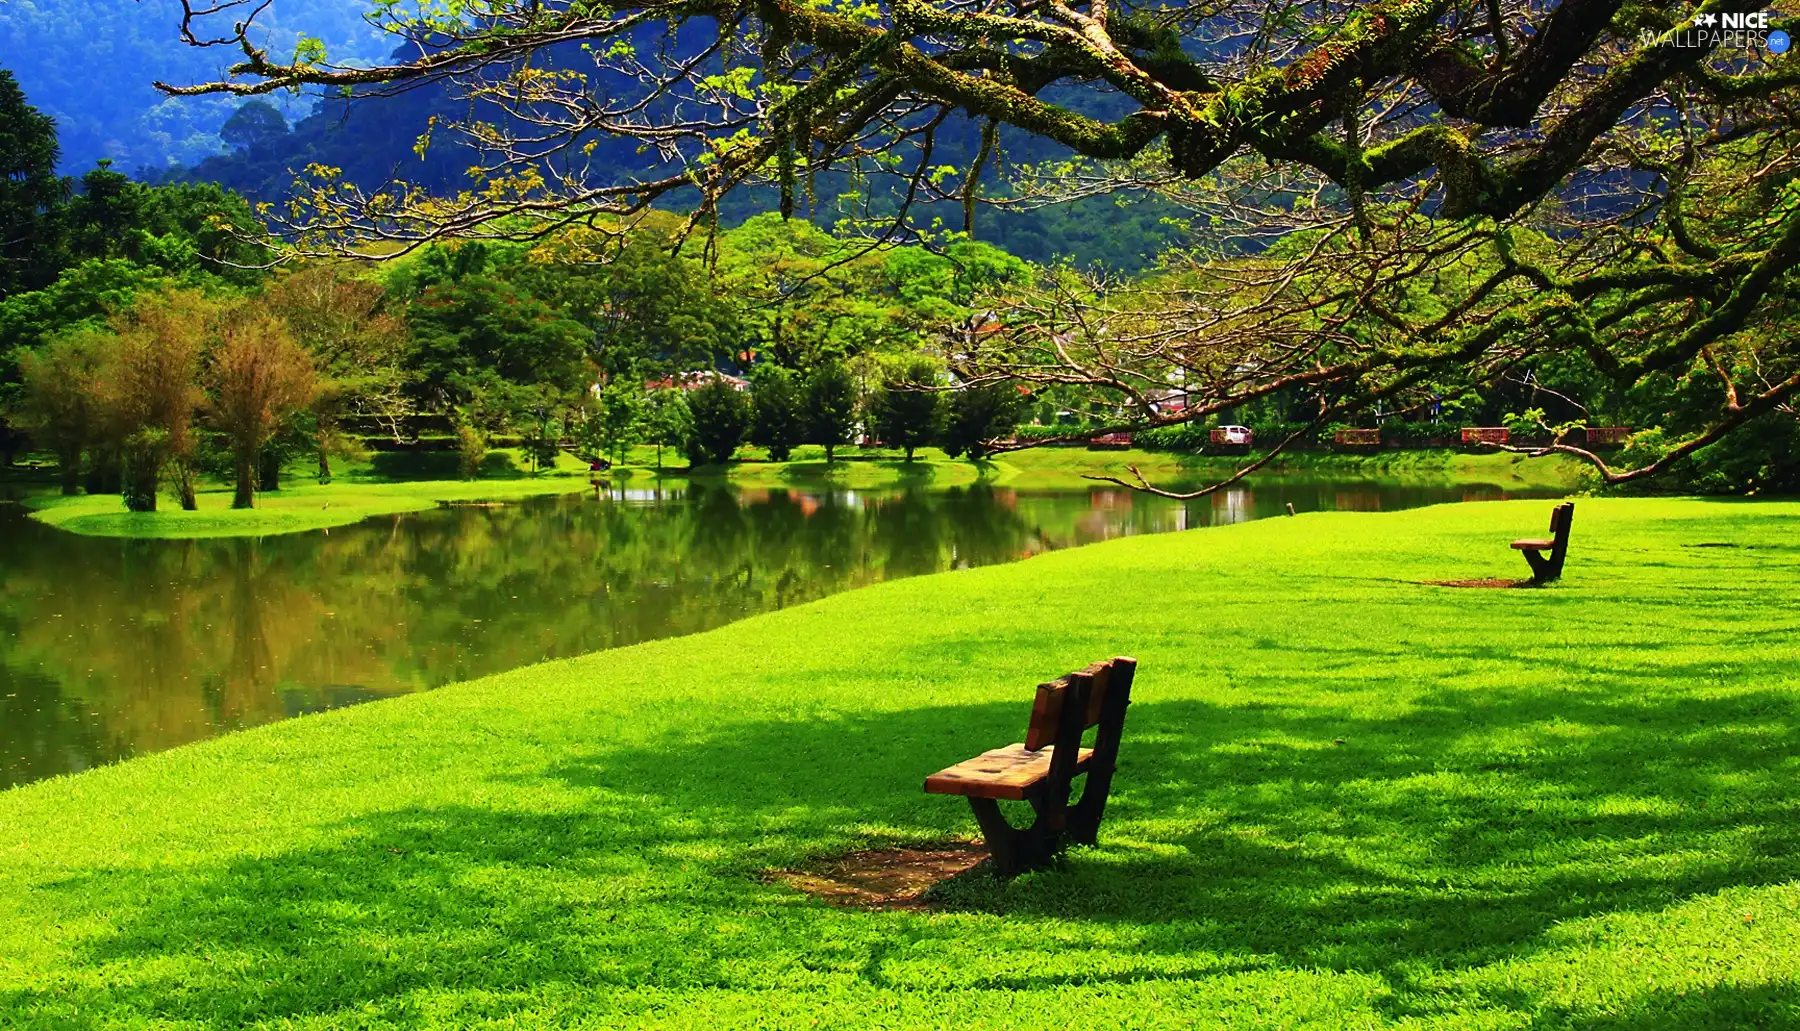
[1511,502,1575,583]
[924,657,1137,877]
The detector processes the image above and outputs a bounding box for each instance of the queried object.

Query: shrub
[685,378,750,466]
[942,384,1026,459]
[749,365,804,462]
[869,360,942,461]
[802,361,858,462]
[455,424,488,480]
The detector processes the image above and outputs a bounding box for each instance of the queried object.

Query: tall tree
[105,289,210,511]
[749,364,806,462]
[514,220,740,379]
[205,310,317,509]
[0,68,66,300]
[263,264,406,481]
[13,330,106,493]
[641,386,692,470]
[803,361,858,464]
[405,274,588,411]
[942,383,1024,461]
[871,360,943,461]
[685,378,750,466]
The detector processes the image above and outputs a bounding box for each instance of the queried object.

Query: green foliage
[749,364,805,462]
[684,378,750,466]
[513,222,741,378]
[218,101,289,156]
[1621,415,1800,495]
[870,359,943,460]
[802,360,859,462]
[942,383,1026,459]
[455,423,488,480]
[585,379,646,466]
[0,259,171,357]
[405,275,589,409]
[641,386,693,468]
[61,164,268,284]
[0,68,65,300]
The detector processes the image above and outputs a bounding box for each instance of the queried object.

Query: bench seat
[924,743,1094,800]
[1510,538,1555,550]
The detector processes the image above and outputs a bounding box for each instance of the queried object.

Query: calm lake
[0,478,1559,788]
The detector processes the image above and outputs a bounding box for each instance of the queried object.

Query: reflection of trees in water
[0,486,1122,784]
[5,480,1558,785]
[0,530,332,786]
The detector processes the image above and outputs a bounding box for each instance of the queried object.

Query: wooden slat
[923,744,1095,800]
[1023,681,1066,752]
[1084,661,1110,726]
[1511,538,1554,550]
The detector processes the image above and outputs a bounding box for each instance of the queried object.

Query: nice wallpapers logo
[1646,10,1791,52]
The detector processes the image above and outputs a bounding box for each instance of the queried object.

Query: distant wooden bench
[1462,426,1511,445]
[1334,429,1380,447]
[1512,502,1575,583]
[1088,432,1133,449]
[924,657,1137,877]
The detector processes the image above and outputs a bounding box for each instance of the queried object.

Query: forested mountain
[171,48,1181,268]
[0,1,1180,266]
[0,0,386,173]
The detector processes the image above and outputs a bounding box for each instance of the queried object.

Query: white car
[1215,424,1254,445]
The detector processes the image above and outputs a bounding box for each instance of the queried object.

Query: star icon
[1695,12,1718,25]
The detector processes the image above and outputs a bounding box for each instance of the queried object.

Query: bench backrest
[1544,502,1576,578]
[1025,657,1135,752]
[1549,502,1574,540]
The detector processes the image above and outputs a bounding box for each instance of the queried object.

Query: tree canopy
[149,0,1800,489]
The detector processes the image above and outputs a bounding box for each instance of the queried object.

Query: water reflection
[0,478,1558,787]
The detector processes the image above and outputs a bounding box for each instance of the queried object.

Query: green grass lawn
[23,476,597,539]
[1,497,1796,1028]
[19,449,599,539]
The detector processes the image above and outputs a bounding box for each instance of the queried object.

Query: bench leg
[1065,763,1118,847]
[1521,549,1553,583]
[967,797,1060,879]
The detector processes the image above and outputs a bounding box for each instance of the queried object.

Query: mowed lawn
[1,498,1797,1029]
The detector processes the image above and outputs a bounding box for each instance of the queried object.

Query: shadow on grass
[13,678,1800,1024]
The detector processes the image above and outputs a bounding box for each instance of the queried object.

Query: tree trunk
[234,453,256,509]
[258,450,280,492]
[825,443,835,463]
[177,462,198,511]
[317,428,332,485]
[86,450,121,495]
[58,444,82,495]
[122,454,159,513]
[905,446,916,461]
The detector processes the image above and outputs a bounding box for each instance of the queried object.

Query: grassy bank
[23,474,597,539]
[2,498,1796,1029]
[674,444,1589,491]
[18,446,1588,539]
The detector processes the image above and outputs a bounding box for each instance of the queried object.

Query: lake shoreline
[15,448,1590,540]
